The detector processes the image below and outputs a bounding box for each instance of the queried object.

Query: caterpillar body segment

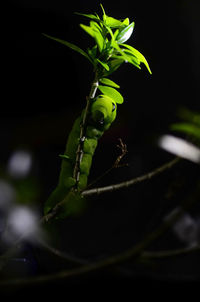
[44,95,117,217]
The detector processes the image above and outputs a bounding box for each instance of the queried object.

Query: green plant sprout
[43,5,152,219]
[159,107,200,164]
[171,107,200,142]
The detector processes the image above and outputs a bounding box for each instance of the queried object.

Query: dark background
[1,0,200,288]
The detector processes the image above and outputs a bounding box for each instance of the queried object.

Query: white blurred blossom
[7,150,32,178]
[4,206,42,243]
[159,135,200,163]
[173,213,199,247]
[165,208,200,247]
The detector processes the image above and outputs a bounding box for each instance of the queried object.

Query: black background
[1,0,200,291]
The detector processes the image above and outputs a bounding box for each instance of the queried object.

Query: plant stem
[0,156,181,272]
[82,157,180,197]
[73,73,99,188]
[0,200,193,287]
[141,244,200,259]
[40,157,180,223]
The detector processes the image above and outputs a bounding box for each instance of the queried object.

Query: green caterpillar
[44,95,117,217]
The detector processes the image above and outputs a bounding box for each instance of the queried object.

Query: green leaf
[100,4,123,28]
[97,59,110,71]
[59,154,70,160]
[87,45,97,60]
[122,51,141,69]
[80,24,94,37]
[100,3,106,22]
[75,12,100,22]
[98,85,124,104]
[117,22,135,43]
[104,25,115,46]
[114,29,119,39]
[170,123,200,140]
[178,108,200,126]
[108,35,131,63]
[122,18,130,26]
[42,33,93,63]
[90,21,104,52]
[105,17,124,28]
[100,78,120,88]
[110,52,141,70]
[90,21,102,32]
[104,58,124,76]
[121,44,152,74]
[80,22,104,52]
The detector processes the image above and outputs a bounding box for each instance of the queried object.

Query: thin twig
[37,234,200,265]
[40,193,70,223]
[0,156,181,273]
[82,157,181,197]
[0,202,190,287]
[141,244,200,260]
[73,74,99,188]
[86,138,128,189]
[1,174,198,287]
[40,157,180,223]
[36,238,89,265]
[113,138,128,168]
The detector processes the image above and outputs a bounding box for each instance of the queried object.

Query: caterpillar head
[91,95,117,130]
